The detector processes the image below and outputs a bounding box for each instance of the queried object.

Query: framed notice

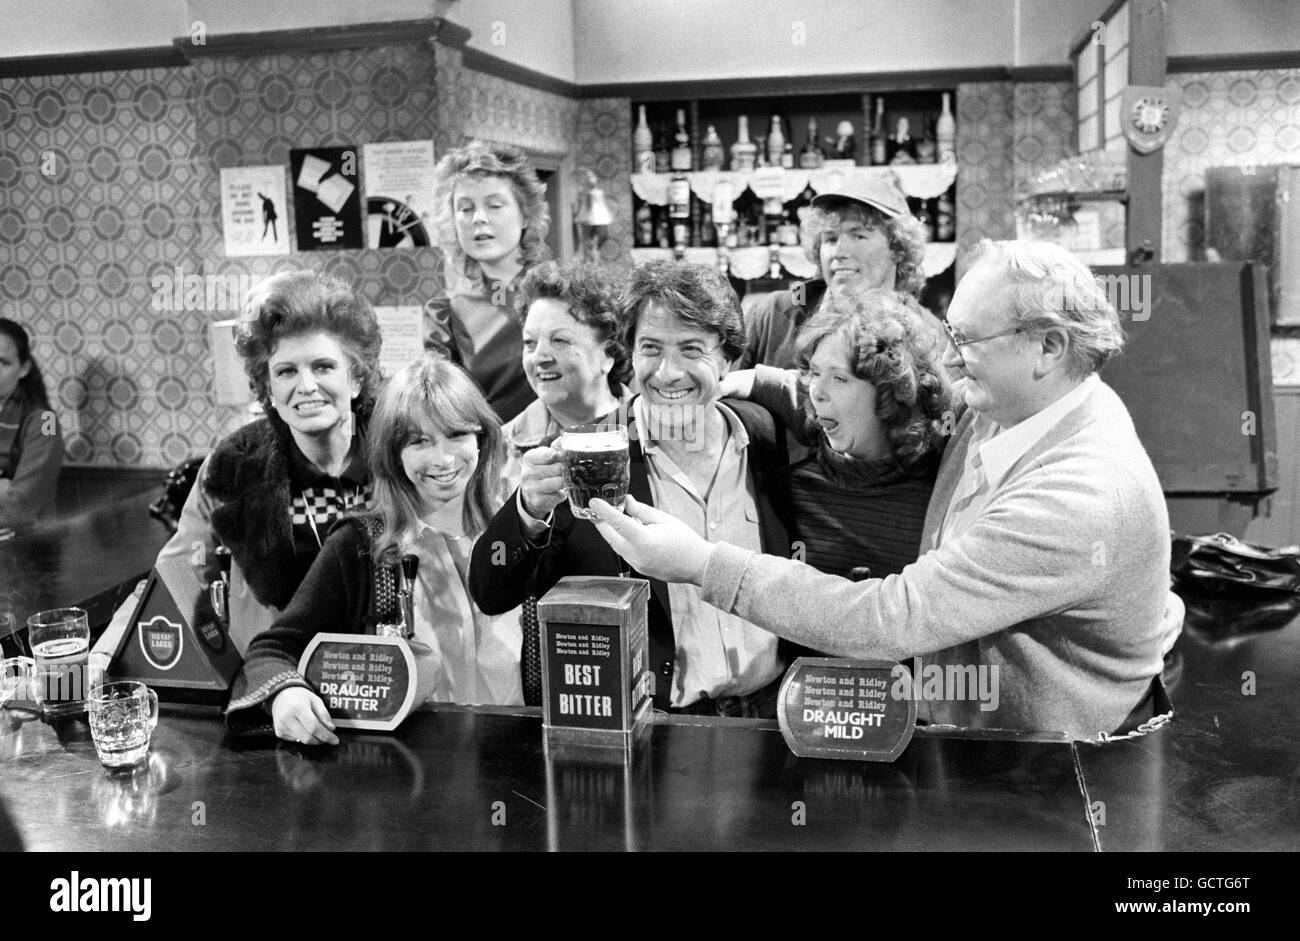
[373,306,425,377]
[363,141,437,248]
[219,166,290,257]
[290,146,364,251]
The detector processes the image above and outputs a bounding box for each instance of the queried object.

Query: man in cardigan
[469,262,792,718]
[591,240,1182,740]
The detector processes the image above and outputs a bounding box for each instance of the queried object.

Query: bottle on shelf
[699,205,716,246]
[767,115,785,168]
[936,92,957,163]
[800,116,825,169]
[915,118,937,163]
[936,188,955,241]
[781,117,795,169]
[888,116,916,165]
[731,115,758,172]
[701,124,725,172]
[776,209,800,246]
[870,97,887,166]
[832,119,855,161]
[655,209,670,248]
[671,108,692,172]
[654,122,671,174]
[668,171,691,249]
[917,199,937,241]
[634,105,655,174]
[635,201,654,247]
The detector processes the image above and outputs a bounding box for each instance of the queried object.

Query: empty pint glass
[559,425,630,520]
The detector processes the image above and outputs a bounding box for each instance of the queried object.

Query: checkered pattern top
[290,483,373,529]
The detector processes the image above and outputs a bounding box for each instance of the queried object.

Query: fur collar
[204,418,301,610]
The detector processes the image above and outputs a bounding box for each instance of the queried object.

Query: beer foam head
[561,430,626,452]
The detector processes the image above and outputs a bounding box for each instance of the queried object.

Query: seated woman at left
[0,318,63,528]
[154,271,382,653]
[225,353,522,744]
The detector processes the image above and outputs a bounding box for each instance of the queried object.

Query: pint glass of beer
[559,424,630,520]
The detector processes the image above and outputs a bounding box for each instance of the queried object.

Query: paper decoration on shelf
[290,146,364,251]
[363,141,437,248]
[630,242,956,280]
[631,163,957,207]
[219,166,290,257]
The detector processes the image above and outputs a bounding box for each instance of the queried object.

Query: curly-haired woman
[153,270,383,654]
[730,288,954,581]
[738,176,929,371]
[426,139,550,424]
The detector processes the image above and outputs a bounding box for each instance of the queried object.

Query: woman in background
[154,271,382,654]
[426,140,550,425]
[226,354,521,744]
[0,318,62,528]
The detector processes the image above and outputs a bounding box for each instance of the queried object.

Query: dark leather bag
[1171,532,1300,594]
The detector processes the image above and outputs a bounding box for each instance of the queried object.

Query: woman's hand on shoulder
[719,369,756,400]
[271,686,339,746]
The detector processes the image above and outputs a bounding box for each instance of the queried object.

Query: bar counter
[1,494,1297,852]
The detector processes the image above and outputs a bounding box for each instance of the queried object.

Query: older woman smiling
[501,261,633,490]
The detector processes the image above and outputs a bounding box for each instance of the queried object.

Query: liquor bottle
[936,188,955,241]
[654,122,671,173]
[888,117,916,164]
[671,108,692,172]
[669,171,691,249]
[832,120,855,161]
[700,125,725,171]
[800,117,825,169]
[915,118,937,163]
[767,115,785,168]
[917,199,937,241]
[731,115,757,172]
[655,209,670,248]
[870,98,887,166]
[936,92,957,163]
[777,209,800,246]
[635,201,654,246]
[699,206,715,246]
[634,105,655,174]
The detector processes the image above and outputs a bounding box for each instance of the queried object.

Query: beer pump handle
[216,545,233,579]
[210,545,233,625]
[398,555,420,639]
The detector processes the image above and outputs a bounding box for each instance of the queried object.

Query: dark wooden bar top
[0,492,169,650]
[1,494,1297,851]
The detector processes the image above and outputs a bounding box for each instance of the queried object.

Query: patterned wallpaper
[1163,68,1300,263]
[0,41,583,469]
[953,82,1017,273]
[0,66,204,466]
[576,96,632,272]
[188,44,448,455]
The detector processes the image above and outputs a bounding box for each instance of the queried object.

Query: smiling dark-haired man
[591,241,1184,741]
[469,261,794,717]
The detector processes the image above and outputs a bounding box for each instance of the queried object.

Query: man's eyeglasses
[942,320,1024,364]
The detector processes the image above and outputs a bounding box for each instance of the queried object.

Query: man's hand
[271,686,339,746]
[519,446,567,520]
[589,495,713,586]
